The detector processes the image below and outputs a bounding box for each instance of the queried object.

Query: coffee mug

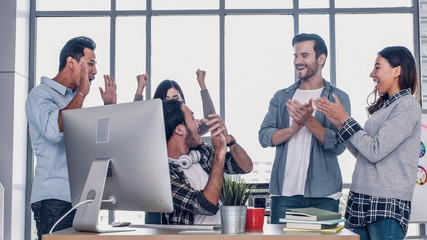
[253,197,267,208]
[245,207,265,230]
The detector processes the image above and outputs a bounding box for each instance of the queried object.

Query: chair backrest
[145,212,167,224]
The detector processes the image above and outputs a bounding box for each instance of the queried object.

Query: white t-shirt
[178,160,221,224]
[281,88,322,196]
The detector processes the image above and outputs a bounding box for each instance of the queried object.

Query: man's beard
[184,125,201,149]
[298,62,319,81]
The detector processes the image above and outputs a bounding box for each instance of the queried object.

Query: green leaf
[219,177,254,206]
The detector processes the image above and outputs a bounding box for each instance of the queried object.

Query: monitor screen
[62,99,173,232]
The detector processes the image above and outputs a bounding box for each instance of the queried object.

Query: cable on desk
[48,199,94,234]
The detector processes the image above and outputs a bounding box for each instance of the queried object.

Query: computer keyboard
[131,224,219,230]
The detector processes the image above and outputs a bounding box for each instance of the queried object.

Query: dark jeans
[346,218,405,240]
[31,199,76,240]
[270,195,340,224]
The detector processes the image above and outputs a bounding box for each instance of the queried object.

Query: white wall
[0,0,30,239]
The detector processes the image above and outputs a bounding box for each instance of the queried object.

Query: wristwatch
[227,135,236,147]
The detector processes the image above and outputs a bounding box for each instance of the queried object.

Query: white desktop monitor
[62,99,173,233]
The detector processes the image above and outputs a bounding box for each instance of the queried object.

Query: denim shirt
[258,79,351,197]
[26,77,76,203]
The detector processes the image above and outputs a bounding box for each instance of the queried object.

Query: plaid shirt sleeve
[198,143,246,175]
[223,151,247,175]
[335,117,363,145]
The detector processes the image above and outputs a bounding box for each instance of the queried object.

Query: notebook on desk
[131,224,221,230]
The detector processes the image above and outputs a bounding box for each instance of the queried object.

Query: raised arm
[58,59,90,132]
[134,73,149,101]
[196,69,216,135]
[205,114,253,173]
[196,69,207,91]
[202,114,227,205]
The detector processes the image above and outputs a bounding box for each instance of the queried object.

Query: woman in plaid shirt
[314,46,421,240]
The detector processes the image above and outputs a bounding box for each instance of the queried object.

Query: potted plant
[219,177,255,234]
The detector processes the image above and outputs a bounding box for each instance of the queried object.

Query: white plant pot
[220,205,247,234]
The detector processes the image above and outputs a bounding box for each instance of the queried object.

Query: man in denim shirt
[258,33,351,223]
[26,36,117,239]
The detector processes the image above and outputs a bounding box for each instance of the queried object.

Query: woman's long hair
[366,46,418,114]
[153,79,186,103]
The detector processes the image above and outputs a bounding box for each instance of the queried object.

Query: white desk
[43,224,359,240]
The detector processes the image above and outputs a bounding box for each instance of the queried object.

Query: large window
[31,0,419,183]
[225,15,294,182]
[151,16,220,116]
[29,0,419,236]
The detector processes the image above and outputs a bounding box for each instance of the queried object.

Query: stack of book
[279,207,345,232]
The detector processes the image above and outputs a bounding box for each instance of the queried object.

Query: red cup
[245,207,265,230]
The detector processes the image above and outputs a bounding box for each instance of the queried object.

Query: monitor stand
[72,158,135,233]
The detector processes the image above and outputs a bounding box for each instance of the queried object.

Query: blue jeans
[31,199,76,240]
[346,218,405,240]
[270,195,339,224]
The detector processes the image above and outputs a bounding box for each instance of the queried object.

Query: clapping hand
[313,94,349,129]
[286,99,314,125]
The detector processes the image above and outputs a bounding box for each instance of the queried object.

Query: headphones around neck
[169,150,201,169]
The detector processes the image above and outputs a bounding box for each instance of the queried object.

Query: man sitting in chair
[161,99,253,225]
